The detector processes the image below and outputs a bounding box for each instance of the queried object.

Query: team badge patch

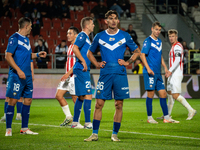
[157,42,159,45]
[118,41,122,45]
[24,39,27,42]
[13,92,17,96]
[97,90,101,95]
[150,85,152,88]
[9,40,14,46]
[87,89,91,93]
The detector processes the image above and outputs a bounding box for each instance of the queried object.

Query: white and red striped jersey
[169,42,183,76]
[66,44,76,73]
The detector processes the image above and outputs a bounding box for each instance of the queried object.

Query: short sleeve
[174,45,182,57]
[125,33,138,52]
[74,33,86,49]
[6,36,18,54]
[141,38,151,55]
[89,34,100,53]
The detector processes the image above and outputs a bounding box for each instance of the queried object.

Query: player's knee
[172,94,179,100]
[115,102,123,110]
[55,93,61,101]
[23,98,32,105]
[95,103,103,110]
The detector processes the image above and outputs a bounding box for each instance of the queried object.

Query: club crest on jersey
[13,92,17,96]
[118,41,122,45]
[24,39,27,42]
[97,90,101,95]
[109,37,115,41]
[157,42,159,45]
[87,89,91,93]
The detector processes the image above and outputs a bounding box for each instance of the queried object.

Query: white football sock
[164,115,170,120]
[16,113,21,117]
[176,95,193,112]
[148,116,153,120]
[4,113,6,117]
[168,95,174,116]
[62,105,72,118]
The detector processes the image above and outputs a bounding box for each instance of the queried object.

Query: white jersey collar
[150,35,158,41]
[16,32,26,38]
[105,29,119,36]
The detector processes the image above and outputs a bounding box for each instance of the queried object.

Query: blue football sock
[146,97,153,116]
[83,99,91,123]
[21,104,30,128]
[6,105,14,129]
[4,102,8,114]
[16,102,23,113]
[93,119,100,134]
[160,98,168,116]
[73,98,83,122]
[112,122,121,135]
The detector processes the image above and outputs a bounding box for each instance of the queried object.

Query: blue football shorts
[73,69,92,96]
[96,74,129,100]
[143,73,165,91]
[6,74,33,99]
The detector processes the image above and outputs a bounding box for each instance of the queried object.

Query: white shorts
[57,76,75,95]
[167,75,183,94]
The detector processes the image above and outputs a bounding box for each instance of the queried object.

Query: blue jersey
[89,29,138,75]
[141,36,162,74]
[6,32,32,76]
[73,31,91,71]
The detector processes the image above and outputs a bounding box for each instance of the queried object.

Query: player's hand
[147,68,154,76]
[165,71,172,78]
[82,61,87,72]
[99,61,106,68]
[61,73,70,81]
[118,59,129,66]
[17,70,26,79]
[39,51,47,58]
[32,75,34,81]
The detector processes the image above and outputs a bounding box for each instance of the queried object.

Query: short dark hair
[68,26,79,34]
[152,21,161,28]
[18,17,31,29]
[61,40,66,43]
[80,17,93,29]
[105,10,118,19]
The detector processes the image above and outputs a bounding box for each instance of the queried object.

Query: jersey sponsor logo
[109,37,115,41]
[18,40,31,51]
[99,38,126,51]
[151,43,162,52]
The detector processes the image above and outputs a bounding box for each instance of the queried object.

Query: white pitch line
[1,122,200,140]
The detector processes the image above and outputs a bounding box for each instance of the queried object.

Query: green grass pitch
[0,99,199,150]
